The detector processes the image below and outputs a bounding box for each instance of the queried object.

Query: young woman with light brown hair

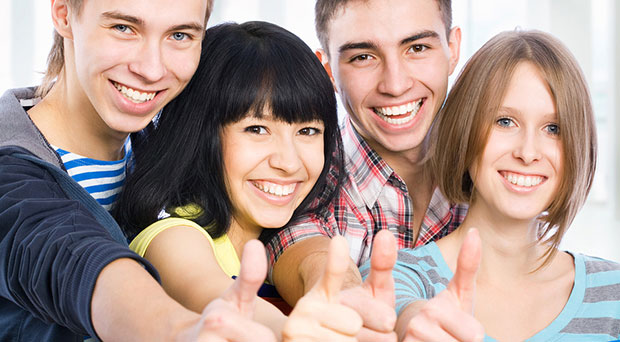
[364,30,620,341]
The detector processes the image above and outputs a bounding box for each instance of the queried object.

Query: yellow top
[129,217,241,278]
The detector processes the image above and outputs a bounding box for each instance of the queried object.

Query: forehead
[81,0,207,26]
[327,0,446,50]
[502,62,555,114]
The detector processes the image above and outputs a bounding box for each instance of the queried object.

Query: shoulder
[130,217,214,257]
[0,147,67,199]
[395,243,444,269]
[578,253,620,274]
[392,243,452,292]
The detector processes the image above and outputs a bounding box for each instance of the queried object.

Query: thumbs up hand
[282,235,363,342]
[400,228,485,342]
[189,240,277,342]
[339,229,398,342]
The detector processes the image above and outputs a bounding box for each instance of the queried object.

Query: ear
[315,49,338,93]
[51,0,74,40]
[447,26,462,76]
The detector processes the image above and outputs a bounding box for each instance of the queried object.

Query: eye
[244,125,268,135]
[408,44,428,53]
[544,123,560,135]
[298,127,322,136]
[113,24,133,34]
[496,117,515,128]
[350,54,374,63]
[171,32,189,41]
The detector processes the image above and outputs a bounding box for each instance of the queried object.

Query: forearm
[91,258,201,341]
[273,236,361,305]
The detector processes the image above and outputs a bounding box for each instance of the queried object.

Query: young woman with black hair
[113,21,362,341]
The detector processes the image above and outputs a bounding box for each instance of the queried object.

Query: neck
[368,138,434,230]
[28,70,128,161]
[448,203,548,278]
[226,217,263,259]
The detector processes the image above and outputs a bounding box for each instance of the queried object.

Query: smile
[500,171,546,187]
[251,180,297,197]
[112,81,157,104]
[373,99,424,125]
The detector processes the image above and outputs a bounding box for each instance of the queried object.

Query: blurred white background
[2,0,618,261]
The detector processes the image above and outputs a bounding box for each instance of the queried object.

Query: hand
[184,240,277,342]
[282,235,363,341]
[402,228,485,342]
[339,229,398,342]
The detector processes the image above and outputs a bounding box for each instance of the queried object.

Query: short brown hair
[430,30,597,266]
[37,0,214,98]
[315,0,452,56]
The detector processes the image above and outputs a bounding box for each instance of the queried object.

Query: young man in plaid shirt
[266,0,465,340]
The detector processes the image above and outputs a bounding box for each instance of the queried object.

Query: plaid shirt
[266,118,468,281]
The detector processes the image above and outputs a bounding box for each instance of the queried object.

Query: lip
[498,170,547,193]
[108,79,166,116]
[369,97,426,131]
[248,180,301,206]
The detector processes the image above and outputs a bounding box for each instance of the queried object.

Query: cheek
[303,142,325,184]
[167,47,202,83]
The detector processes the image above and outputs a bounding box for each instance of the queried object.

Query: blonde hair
[36,0,214,98]
[430,30,597,266]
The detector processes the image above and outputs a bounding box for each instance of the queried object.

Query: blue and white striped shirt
[55,139,132,211]
[361,242,620,341]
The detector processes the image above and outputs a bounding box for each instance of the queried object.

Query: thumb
[221,239,267,317]
[448,228,482,313]
[313,235,350,301]
[364,229,397,306]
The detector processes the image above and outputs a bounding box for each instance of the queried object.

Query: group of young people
[1,0,619,341]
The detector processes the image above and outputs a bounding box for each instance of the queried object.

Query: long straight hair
[113,21,343,242]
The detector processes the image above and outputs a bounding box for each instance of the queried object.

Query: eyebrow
[101,11,204,32]
[499,107,558,118]
[338,41,378,54]
[400,30,440,45]
[102,11,144,25]
[338,30,441,54]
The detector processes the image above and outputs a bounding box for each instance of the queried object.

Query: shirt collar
[342,117,406,208]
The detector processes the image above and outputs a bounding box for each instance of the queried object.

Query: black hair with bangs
[113,21,342,242]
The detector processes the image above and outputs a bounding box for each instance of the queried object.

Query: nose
[377,55,414,97]
[513,129,542,164]
[268,138,303,174]
[128,40,167,83]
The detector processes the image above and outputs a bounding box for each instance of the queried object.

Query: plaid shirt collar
[342,117,407,208]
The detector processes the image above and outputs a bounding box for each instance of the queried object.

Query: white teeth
[375,99,423,116]
[252,181,296,197]
[113,82,157,104]
[374,99,423,125]
[503,172,543,187]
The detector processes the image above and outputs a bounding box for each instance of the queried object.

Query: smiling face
[470,62,563,222]
[221,114,325,235]
[324,0,460,156]
[63,0,206,137]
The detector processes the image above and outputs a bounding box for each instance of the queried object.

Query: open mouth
[112,81,158,104]
[373,98,424,125]
[500,171,546,187]
[251,180,297,197]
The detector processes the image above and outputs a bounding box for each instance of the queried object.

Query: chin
[256,217,291,229]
